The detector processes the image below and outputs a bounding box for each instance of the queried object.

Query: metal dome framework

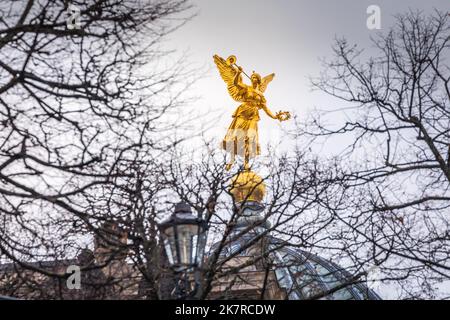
[212,231,381,300]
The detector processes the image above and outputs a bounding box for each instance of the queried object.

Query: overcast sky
[163,1,449,298]
[165,0,448,157]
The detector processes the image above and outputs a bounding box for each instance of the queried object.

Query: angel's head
[251,72,261,88]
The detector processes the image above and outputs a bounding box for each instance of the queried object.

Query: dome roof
[211,232,381,300]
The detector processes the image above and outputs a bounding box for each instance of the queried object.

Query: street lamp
[159,201,208,298]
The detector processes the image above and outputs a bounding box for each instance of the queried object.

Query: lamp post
[158,201,208,299]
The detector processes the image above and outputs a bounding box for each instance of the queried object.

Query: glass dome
[210,231,381,300]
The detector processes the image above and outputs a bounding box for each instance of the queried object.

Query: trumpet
[226,55,251,80]
[226,55,237,65]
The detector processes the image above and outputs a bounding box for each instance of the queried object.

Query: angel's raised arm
[213,54,245,102]
[233,69,245,89]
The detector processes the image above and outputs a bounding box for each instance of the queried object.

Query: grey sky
[166,0,448,156]
[164,1,449,299]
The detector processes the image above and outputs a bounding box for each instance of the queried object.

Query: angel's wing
[213,54,244,102]
[259,73,275,93]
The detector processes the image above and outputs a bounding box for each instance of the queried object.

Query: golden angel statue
[213,54,291,171]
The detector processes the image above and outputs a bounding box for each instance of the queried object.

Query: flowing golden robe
[222,89,263,160]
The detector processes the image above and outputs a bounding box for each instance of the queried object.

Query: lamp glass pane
[163,238,175,265]
[163,226,179,265]
[192,234,198,264]
[177,224,198,266]
[195,232,206,265]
